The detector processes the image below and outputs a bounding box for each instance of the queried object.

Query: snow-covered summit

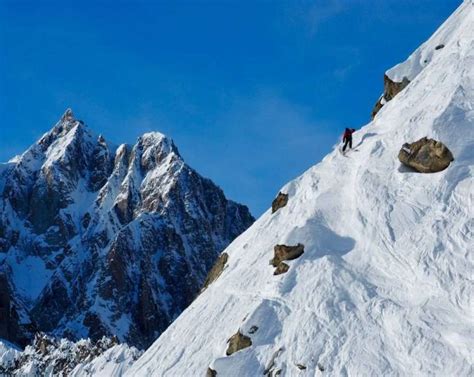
[127,2,473,376]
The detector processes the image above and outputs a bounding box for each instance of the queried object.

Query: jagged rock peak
[61,108,75,122]
[36,108,89,151]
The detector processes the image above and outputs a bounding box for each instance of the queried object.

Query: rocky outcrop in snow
[0,111,254,349]
[271,192,288,214]
[201,252,229,292]
[398,137,454,173]
[371,74,410,118]
[270,244,304,274]
[226,331,252,356]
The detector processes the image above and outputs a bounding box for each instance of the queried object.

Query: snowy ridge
[127,2,473,376]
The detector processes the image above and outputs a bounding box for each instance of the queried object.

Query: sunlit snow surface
[126,2,474,376]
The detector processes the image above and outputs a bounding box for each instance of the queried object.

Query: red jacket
[343,128,355,139]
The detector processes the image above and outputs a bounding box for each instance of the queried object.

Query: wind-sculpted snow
[0,110,254,350]
[128,2,474,376]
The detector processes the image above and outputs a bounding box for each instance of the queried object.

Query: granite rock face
[0,109,254,349]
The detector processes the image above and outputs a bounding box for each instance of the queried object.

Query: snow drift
[127,2,474,376]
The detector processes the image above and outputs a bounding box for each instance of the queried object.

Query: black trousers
[342,136,352,151]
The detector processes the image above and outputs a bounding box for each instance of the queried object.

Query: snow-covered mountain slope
[0,334,141,376]
[372,1,474,119]
[0,339,21,373]
[0,111,254,349]
[127,2,474,376]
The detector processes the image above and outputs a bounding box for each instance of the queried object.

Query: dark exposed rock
[371,74,410,119]
[89,135,113,191]
[248,325,258,334]
[0,274,32,347]
[274,262,290,275]
[271,192,289,214]
[83,313,110,341]
[226,331,252,356]
[398,137,454,173]
[82,212,91,229]
[31,279,73,333]
[207,367,218,377]
[201,253,229,292]
[271,244,305,268]
[318,363,325,371]
[296,364,307,370]
[37,333,53,355]
[435,44,445,50]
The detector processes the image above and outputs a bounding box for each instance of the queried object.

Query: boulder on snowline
[398,137,454,173]
[271,244,304,267]
[271,192,289,213]
[274,262,290,275]
[226,330,252,356]
[201,253,229,292]
[206,367,217,377]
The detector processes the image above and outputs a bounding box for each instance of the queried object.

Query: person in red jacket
[342,128,356,152]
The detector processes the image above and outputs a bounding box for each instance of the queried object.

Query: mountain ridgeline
[0,110,254,349]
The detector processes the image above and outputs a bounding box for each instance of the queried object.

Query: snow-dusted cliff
[127,2,474,376]
[0,111,254,350]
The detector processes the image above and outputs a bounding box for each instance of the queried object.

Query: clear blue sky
[0,0,460,215]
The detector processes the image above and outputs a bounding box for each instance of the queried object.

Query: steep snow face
[386,1,473,82]
[128,2,474,376]
[0,110,254,349]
